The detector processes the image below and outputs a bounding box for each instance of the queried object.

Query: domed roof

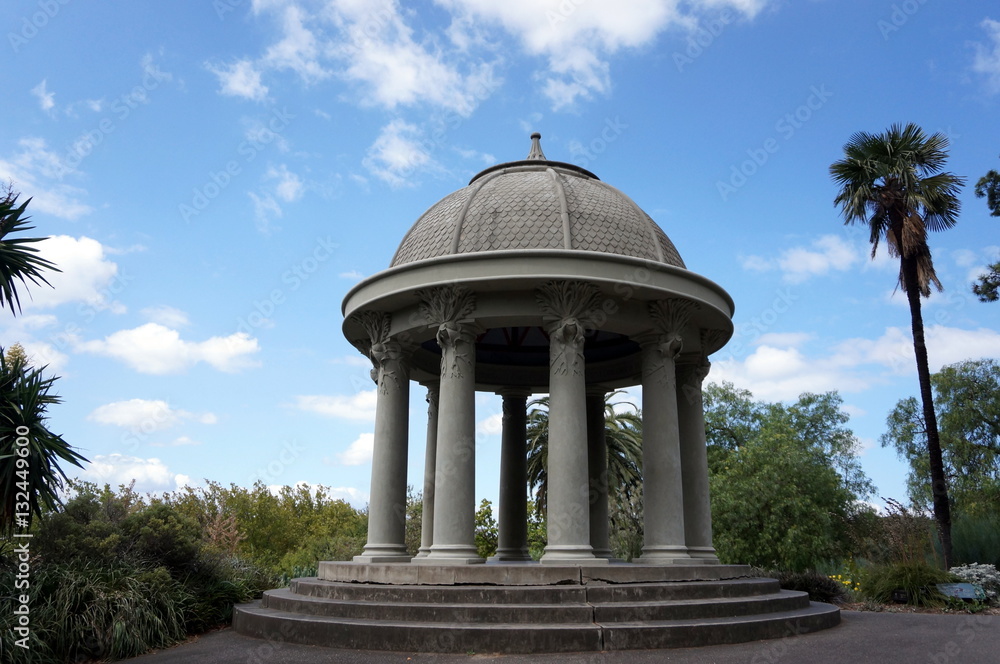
[389,134,685,269]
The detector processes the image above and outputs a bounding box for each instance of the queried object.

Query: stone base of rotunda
[233,561,841,653]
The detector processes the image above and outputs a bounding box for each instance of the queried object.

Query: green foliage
[0,188,60,314]
[475,498,498,559]
[705,383,874,572]
[405,486,422,556]
[161,480,367,569]
[276,534,365,579]
[0,561,191,663]
[882,359,1000,515]
[951,512,1000,569]
[772,570,846,604]
[975,163,1000,217]
[859,562,956,607]
[0,347,87,534]
[526,391,643,520]
[121,502,202,572]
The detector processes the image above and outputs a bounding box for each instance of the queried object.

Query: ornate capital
[536,280,603,331]
[700,328,728,356]
[424,383,439,416]
[647,299,699,357]
[417,285,476,326]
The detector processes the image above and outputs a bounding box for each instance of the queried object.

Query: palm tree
[829,123,964,566]
[0,189,84,534]
[0,187,59,314]
[0,344,87,534]
[525,391,643,517]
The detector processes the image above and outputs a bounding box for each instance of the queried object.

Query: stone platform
[233,562,840,653]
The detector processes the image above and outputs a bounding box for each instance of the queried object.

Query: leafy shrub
[859,562,956,607]
[276,534,365,579]
[0,561,191,664]
[771,570,846,603]
[121,502,202,572]
[949,563,1000,606]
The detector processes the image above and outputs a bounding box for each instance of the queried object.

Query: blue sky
[3,0,1000,512]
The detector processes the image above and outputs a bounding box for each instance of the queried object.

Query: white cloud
[339,270,364,280]
[249,191,283,234]
[743,235,860,284]
[77,453,191,492]
[263,4,329,82]
[713,324,1000,401]
[207,59,270,101]
[973,18,1000,94]
[141,305,190,328]
[266,164,304,201]
[23,236,122,312]
[247,0,500,116]
[754,332,812,347]
[0,138,92,219]
[363,119,436,186]
[440,0,764,109]
[150,436,202,448]
[293,389,378,421]
[77,323,261,374]
[337,432,374,466]
[477,412,503,435]
[31,79,55,112]
[88,398,216,432]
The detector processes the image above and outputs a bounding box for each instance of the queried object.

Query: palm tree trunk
[901,255,953,568]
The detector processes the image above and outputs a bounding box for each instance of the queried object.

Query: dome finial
[526,132,546,160]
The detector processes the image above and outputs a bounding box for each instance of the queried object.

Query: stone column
[416,382,439,558]
[536,280,605,564]
[638,299,696,564]
[423,320,483,564]
[354,338,411,562]
[587,390,613,560]
[493,390,532,561]
[677,355,719,563]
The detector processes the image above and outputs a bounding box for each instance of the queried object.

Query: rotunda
[234,135,841,653]
[341,133,733,566]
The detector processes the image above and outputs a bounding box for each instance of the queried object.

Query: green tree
[830,122,965,566]
[0,187,59,314]
[973,157,1000,302]
[704,383,874,571]
[525,391,642,517]
[883,359,1000,516]
[474,498,498,558]
[0,346,87,534]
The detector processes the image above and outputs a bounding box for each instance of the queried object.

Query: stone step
[262,587,595,623]
[586,577,782,602]
[232,600,840,653]
[601,602,842,650]
[290,576,779,604]
[261,587,809,624]
[593,590,810,622]
[233,604,604,653]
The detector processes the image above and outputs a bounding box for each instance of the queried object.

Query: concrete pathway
[126,611,998,664]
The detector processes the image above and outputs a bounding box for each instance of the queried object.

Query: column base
[353,554,412,563]
[491,548,533,562]
[540,545,609,565]
[638,545,694,565]
[415,544,485,565]
[414,547,431,558]
[685,546,720,563]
